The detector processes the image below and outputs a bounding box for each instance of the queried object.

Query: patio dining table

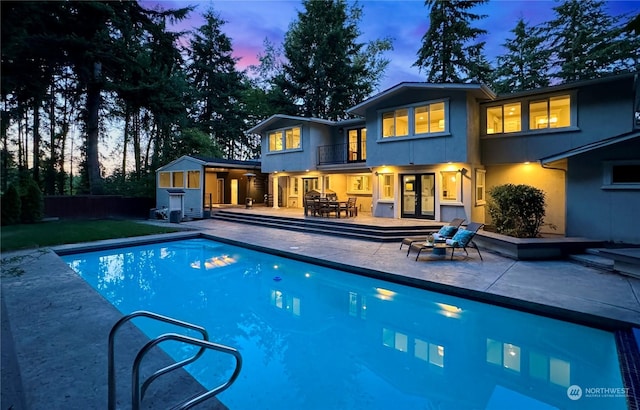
[305,199,350,218]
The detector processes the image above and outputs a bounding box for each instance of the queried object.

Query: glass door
[401,173,435,219]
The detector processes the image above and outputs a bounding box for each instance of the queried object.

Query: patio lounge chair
[399,218,465,255]
[410,222,484,261]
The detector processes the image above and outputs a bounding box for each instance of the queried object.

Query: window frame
[475,169,486,206]
[602,160,640,190]
[482,91,577,137]
[347,174,372,194]
[378,173,395,200]
[187,170,200,189]
[267,125,302,153]
[440,170,462,204]
[378,99,449,141]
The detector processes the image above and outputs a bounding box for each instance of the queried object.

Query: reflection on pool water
[62,238,627,410]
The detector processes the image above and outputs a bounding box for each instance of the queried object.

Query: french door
[401,173,435,219]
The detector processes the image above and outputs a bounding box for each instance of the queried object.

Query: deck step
[210,210,440,242]
[568,253,615,271]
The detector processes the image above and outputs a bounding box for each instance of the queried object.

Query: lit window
[441,170,460,202]
[530,95,571,130]
[382,109,409,137]
[172,172,184,188]
[187,171,200,189]
[285,127,301,149]
[475,169,486,205]
[348,128,366,161]
[380,174,394,199]
[159,172,171,188]
[268,127,301,152]
[289,177,299,196]
[414,102,446,134]
[486,103,521,134]
[348,175,371,193]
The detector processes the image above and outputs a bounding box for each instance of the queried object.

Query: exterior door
[401,173,435,219]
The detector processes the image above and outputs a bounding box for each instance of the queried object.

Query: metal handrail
[132,333,242,410]
[108,311,209,410]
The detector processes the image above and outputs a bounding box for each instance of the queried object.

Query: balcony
[317,143,365,165]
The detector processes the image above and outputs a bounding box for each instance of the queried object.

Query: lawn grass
[1,219,184,252]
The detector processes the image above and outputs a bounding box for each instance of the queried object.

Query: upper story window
[382,109,409,137]
[415,102,445,134]
[486,103,521,134]
[483,94,574,136]
[268,126,301,152]
[381,100,448,139]
[530,96,570,130]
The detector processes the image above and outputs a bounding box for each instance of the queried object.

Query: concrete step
[568,252,615,271]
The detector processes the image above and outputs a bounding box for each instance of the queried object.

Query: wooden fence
[44,195,154,219]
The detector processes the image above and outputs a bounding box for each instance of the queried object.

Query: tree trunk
[86,61,103,195]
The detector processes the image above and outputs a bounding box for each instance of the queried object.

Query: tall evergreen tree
[414,0,489,83]
[281,0,392,120]
[493,18,551,94]
[546,0,638,82]
[187,9,247,158]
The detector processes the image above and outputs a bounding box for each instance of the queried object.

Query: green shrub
[1,184,22,226]
[487,184,546,238]
[20,178,43,223]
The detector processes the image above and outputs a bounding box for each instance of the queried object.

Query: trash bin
[169,210,181,223]
[245,197,253,208]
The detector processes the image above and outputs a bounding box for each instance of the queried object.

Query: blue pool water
[62,238,627,410]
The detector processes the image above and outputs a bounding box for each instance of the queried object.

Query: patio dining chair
[400,218,465,254]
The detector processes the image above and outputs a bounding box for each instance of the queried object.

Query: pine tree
[281,0,392,120]
[546,0,638,82]
[187,9,247,158]
[493,18,551,94]
[414,0,489,83]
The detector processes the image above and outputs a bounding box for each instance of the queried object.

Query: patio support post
[272,176,279,209]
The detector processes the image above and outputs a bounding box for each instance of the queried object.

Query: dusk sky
[144,0,640,90]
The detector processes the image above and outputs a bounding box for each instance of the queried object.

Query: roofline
[495,72,638,101]
[156,155,205,171]
[347,82,496,117]
[247,114,335,134]
[540,131,640,164]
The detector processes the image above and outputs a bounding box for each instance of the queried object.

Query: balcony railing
[318,143,365,165]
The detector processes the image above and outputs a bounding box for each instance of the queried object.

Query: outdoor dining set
[303,190,358,218]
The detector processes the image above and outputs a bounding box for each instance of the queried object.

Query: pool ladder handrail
[108,310,242,410]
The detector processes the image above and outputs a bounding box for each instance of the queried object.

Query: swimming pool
[62,238,628,409]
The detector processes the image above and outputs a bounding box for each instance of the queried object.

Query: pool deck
[1,218,640,409]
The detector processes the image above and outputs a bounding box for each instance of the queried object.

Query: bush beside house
[487,184,547,238]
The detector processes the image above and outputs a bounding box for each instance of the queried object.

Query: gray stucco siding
[261,123,332,173]
[565,138,640,244]
[481,76,636,165]
[362,91,472,167]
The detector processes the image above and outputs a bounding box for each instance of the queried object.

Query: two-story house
[247,72,640,244]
